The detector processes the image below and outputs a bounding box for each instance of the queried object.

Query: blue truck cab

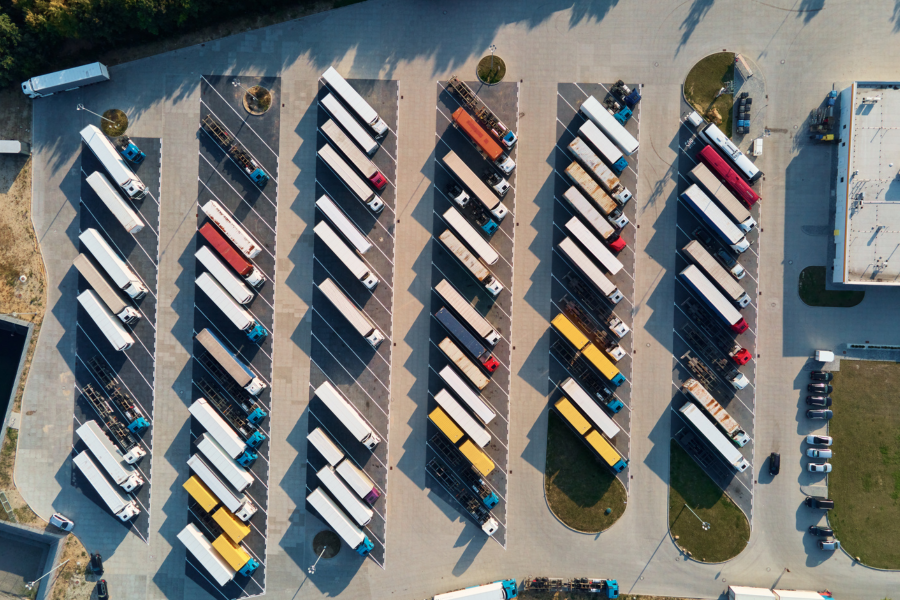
[605,398,625,414]
[501,129,517,149]
[611,157,629,175]
[495,579,518,598]
[624,88,642,109]
[236,448,258,467]
[126,416,150,434]
[483,490,500,509]
[239,557,260,576]
[245,430,267,449]
[604,579,619,598]
[355,536,375,556]
[248,167,268,187]
[119,139,146,165]
[246,320,268,342]
[614,107,633,125]
[246,405,267,425]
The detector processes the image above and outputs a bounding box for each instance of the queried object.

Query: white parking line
[76,323,154,392]
[309,310,391,393]
[200,76,279,159]
[198,155,276,234]
[308,331,391,415]
[79,200,159,283]
[193,305,273,370]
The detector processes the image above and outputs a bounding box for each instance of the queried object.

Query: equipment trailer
[202,115,269,186]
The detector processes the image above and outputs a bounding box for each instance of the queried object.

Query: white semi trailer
[76,420,144,492]
[317,278,385,348]
[73,253,140,325]
[72,451,140,522]
[77,290,135,351]
[79,228,148,299]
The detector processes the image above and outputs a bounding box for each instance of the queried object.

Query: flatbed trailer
[202,115,269,186]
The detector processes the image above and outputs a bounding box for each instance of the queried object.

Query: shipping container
[679,265,749,333]
[321,67,388,137]
[433,389,491,448]
[178,524,236,586]
[565,216,623,275]
[435,279,501,346]
[200,200,262,259]
[195,433,254,493]
[195,273,267,342]
[560,377,621,440]
[567,137,631,204]
[438,229,502,295]
[689,161,756,230]
[438,337,490,390]
[317,465,373,526]
[187,454,257,522]
[442,206,499,266]
[79,125,146,200]
[75,420,143,491]
[679,402,750,472]
[23,62,109,98]
[578,119,629,175]
[79,228,148,299]
[680,184,750,253]
[72,451,140,521]
[682,241,751,307]
[565,162,626,228]
[314,380,381,449]
[307,427,345,467]
[442,150,509,220]
[321,119,387,189]
[316,194,373,254]
[699,124,762,183]
[682,378,750,447]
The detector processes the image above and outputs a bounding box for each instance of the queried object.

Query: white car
[808,463,833,473]
[806,434,833,446]
[807,448,833,459]
[49,513,75,531]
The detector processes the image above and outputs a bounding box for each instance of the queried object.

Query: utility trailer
[80,384,145,463]
[563,272,630,338]
[446,75,517,149]
[426,458,499,536]
[680,297,752,365]
[202,115,269,186]
[87,356,150,432]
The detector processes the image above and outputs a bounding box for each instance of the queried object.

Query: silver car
[807,448,833,459]
[818,537,841,551]
[808,463,833,473]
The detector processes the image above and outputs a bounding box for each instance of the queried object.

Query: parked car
[96,579,109,600]
[769,452,781,476]
[808,462,833,473]
[49,513,75,531]
[808,383,834,393]
[810,371,833,381]
[693,227,715,249]
[807,448,833,459]
[808,525,834,537]
[90,553,104,575]
[807,409,833,420]
[806,396,833,407]
[806,496,834,509]
[818,538,841,551]
[715,248,746,279]
[807,434,833,446]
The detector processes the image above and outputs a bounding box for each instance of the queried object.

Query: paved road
[17,1,900,599]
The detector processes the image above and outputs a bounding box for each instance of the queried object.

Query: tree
[0,14,22,87]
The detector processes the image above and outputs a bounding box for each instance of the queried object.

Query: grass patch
[799,266,864,307]
[684,52,735,137]
[101,109,128,137]
[477,55,506,85]
[544,412,626,533]
[669,441,750,562]
[0,429,17,489]
[829,360,900,568]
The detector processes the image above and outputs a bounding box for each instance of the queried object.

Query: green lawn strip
[668,441,750,562]
[798,266,864,307]
[544,411,626,532]
[829,360,900,568]
[684,52,735,136]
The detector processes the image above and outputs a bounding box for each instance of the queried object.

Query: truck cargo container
[317,278,384,348]
[451,107,516,175]
[689,161,756,230]
[213,507,251,543]
[307,487,374,556]
[433,389,490,448]
[434,309,499,373]
[428,407,495,477]
[196,273,267,342]
[187,454,257,522]
[682,241,751,307]
[321,119,387,189]
[682,378,750,447]
[189,399,259,465]
[438,337,490,390]
[559,298,626,363]
[76,420,143,492]
[195,246,253,304]
[439,230,502,295]
[212,535,260,576]
[73,254,140,325]
[568,137,632,204]
[433,579,519,600]
[317,465,373,526]
[314,221,379,289]
[697,145,761,207]
[679,402,750,472]
[316,195,373,254]
[579,119,629,175]
[442,206,500,265]
[23,62,109,98]
[195,433,253,493]
[200,200,262,259]
[77,290,135,351]
[553,313,626,387]
[86,172,144,233]
[558,238,624,304]
[79,228,148,299]
[681,185,750,253]
[318,143,384,213]
[446,76,517,149]
[699,123,762,183]
[178,524,235,586]
[320,93,379,155]
[198,223,265,288]
[439,365,495,424]
[314,380,381,449]
[445,182,500,236]
[308,427,345,467]
[580,96,639,155]
[554,397,627,473]
[335,460,380,504]
[79,125,147,200]
[680,298,752,365]
[201,114,269,186]
[72,451,140,521]
[183,475,220,513]
[561,186,626,252]
[435,279,501,346]
[442,150,509,220]
[321,67,389,137]
[566,162,628,228]
[679,265,749,334]
[560,377,621,439]
[565,217,623,275]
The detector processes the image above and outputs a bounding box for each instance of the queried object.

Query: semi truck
[435,308,499,373]
[317,278,385,348]
[74,254,140,325]
[433,389,491,449]
[199,223,265,288]
[580,96,639,155]
[178,524,236,586]
[680,265,749,334]
[72,451,140,521]
[678,402,750,472]
[439,365,495,424]
[565,162,628,228]
[433,579,519,600]
[196,329,265,395]
[314,380,381,450]
[561,186,626,252]
[189,399,260,466]
[116,136,145,164]
[439,230,503,296]
[201,115,269,186]
[443,150,509,220]
[451,107,516,175]
[560,298,626,363]
[316,195,373,254]
[446,75,517,148]
[211,535,260,577]
[22,62,109,98]
[565,217,623,276]
[439,337,490,390]
[568,137,632,204]
[80,125,147,200]
[435,279,501,346]
[196,246,254,304]
[445,181,499,236]
[681,185,750,253]
[306,487,375,556]
[697,145,761,207]
[195,433,253,493]
[560,375,621,440]
[307,428,381,504]
[316,465,373,526]
[442,206,500,265]
[558,237,624,304]
[429,408,496,478]
[699,123,762,183]
[321,119,387,190]
[200,201,262,259]
[682,241,750,307]
[680,297,752,364]
[86,172,144,234]
[689,161,756,231]
[320,94,379,155]
[318,143,384,213]
[196,273,268,342]
[579,120,629,175]
[76,420,144,492]
[321,66,389,137]
[187,454,258,522]
[314,221,379,289]
[680,322,750,389]
[85,356,151,434]
[79,228,148,299]
[553,312,626,387]
[554,397,628,473]
[77,290,135,351]
[682,378,750,447]
[428,433,499,510]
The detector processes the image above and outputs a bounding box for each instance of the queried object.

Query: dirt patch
[49,534,95,600]
[100,109,128,137]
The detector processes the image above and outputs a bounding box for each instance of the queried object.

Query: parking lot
[185,75,281,599]
[71,137,161,542]
[304,76,399,569]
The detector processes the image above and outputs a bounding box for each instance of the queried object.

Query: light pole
[232,79,254,99]
[76,104,116,125]
[683,504,710,531]
[25,559,69,590]
[489,45,498,72]
[308,546,326,574]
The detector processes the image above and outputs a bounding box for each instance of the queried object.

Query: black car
[810,371,833,382]
[806,396,833,407]
[769,452,781,476]
[809,525,834,537]
[808,383,834,393]
[807,409,834,420]
[693,227,715,249]
[90,553,103,575]
[806,496,834,510]
[716,248,738,269]
[96,579,109,600]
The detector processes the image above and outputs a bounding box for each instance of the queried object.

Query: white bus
[321,66,388,138]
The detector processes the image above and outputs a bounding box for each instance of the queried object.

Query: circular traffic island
[683,52,735,136]
[243,86,273,115]
[101,109,128,137]
[476,55,506,85]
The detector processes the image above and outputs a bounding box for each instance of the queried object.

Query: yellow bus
[552,313,625,387]
[430,407,495,476]
[553,397,628,474]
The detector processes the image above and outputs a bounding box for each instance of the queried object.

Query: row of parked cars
[804,368,839,551]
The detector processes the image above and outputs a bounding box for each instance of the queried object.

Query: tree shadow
[676,0,716,57]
